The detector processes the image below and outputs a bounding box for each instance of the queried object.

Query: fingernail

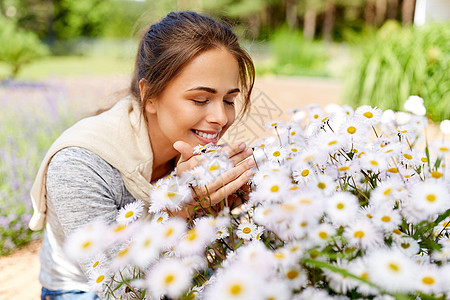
[246,170,253,177]
[248,158,255,167]
[246,148,253,155]
[239,143,246,150]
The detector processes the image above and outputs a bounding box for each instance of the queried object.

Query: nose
[206,101,229,127]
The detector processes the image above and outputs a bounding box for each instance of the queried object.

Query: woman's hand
[173,141,254,218]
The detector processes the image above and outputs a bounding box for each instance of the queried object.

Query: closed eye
[191,99,209,105]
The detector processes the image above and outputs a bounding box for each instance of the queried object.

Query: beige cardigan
[29,96,154,231]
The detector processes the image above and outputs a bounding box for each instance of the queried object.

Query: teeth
[194,130,218,139]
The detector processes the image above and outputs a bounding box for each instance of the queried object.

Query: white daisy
[280,265,308,290]
[116,199,145,224]
[236,222,257,240]
[371,207,402,233]
[355,105,382,126]
[359,151,389,173]
[339,117,370,140]
[310,174,337,196]
[149,178,192,213]
[407,181,449,220]
[292,162,315,184]
[204,265,262,300]
[311,223,336,246]
[415,264,445,295]
[175,221,215,256]
[366,247,418,293]
[146,258,192,299]
[326,192,359,226]
[259,279,292,300]
[440,119,450,134]
[152,211,169,224]
[265,145,288,163]
[343,219,383,250]
[159,218,187,250]
[392,235,420,257]
[87,268,110,293]
[130,222,162,268]
[63,220,108,262]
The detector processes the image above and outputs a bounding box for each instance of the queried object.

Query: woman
[30,11,255,299]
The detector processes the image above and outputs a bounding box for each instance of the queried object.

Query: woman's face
[144,47,240,150]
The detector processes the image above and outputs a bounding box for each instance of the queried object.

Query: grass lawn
[0,56,135,80]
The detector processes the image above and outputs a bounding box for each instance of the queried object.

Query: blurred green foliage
[0,15,49,78]
[344,21,450,122]
[256,27,329,76]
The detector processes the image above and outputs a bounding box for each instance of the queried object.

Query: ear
[139,78,157,114]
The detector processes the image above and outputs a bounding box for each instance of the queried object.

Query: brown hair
[130,11,255,119]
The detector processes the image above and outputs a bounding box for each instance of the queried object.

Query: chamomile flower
[116,199,144,224]
[197,154,233,186]
[311,223,336,246]
[281,265,308,290]
[159,218,187,250]
[312,132,348,155]
[152,211,169,224]
[146,258,192,299]
[399,149,421,167]
[324,260,354,294]
[206,265,262,300]
[344,219,383,249]
[430,140,450,158]
[366,247,418,293]
[347,257,379,296]
[326,192,359,226]
[111,242,134,270]
[266,145,288,163]
[130,222,162,268]
[292,162,314,184]
[236,222,257,240]
[404,95,426,116]
[149,178,191,213]
[310,174,337,196]
[251,173,290,204]
[339,117,370,140]
[372,207,402,233]
[393,235,420,257]
[216,226,230,239]
[86,253,108,275]
[359,151,388,173]
[408,181,449,219]
[87,268,110,293]
[64,220,108,261]
[355,105,382,126]
[440,119,450,134]
[416,264,445,295]
[175,221,215,256]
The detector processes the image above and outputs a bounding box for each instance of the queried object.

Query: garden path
[0,75,342,300]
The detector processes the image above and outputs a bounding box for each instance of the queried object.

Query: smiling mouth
[192,129,220,141]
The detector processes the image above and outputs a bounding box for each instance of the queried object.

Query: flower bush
[65,99,449,299]
[0,80,77,255]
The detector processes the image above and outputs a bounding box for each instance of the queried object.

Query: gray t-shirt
[39,147,135,293]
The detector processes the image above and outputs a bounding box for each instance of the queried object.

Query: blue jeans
[41,287,100,300]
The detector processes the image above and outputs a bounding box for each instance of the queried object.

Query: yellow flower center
[393,229,402,235]
[165,227,174,237]
[389,263,400,272]
[366,213,373,219]
[403,154,413,160]
[381,216,391,222]
[339,166,350,171]
[439,147,449,152]
[286,270,299,280]
[301,169,309,177]
[370,160,378,166]
[167,192,176,198]
[143,238,151,247]
[186,229,197,241]
[401,243,410,249]
[92,261,99,268]
[156,217,164,223]
[421,157,428,163]
[422,276,435,285]
[347,126,357,134]
[319,232,328,239]
[313,114,319,119]
[270,185,279,193]
[230,284,242,295]
[243,227,252,234]
[209,164,219,171]
[291,148,298,152]
[117,247,129,258]
[387,168,399,173]
[354,231,365,239]
[317,182,326,189]
[383,188,392,195]
[274,252,285,259]
[363,112,373,118]
[125,211,134,218]
[336,203,344,210]
[165,274,175,285]
[273,151,281,157]
[431,171,443,178]
[82,241,91,249]
[96,275,105,283]
[361,272,368,280]
[426,194,436,202]
[328,140,337,145]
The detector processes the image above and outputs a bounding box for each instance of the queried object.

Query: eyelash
[192,99,235,106]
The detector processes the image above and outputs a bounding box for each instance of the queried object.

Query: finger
[173,141,194,164]
[210,169,253,204]
[231,147,253,167]
[220,142,246,158]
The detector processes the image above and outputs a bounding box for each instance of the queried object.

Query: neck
[147,119,179,182]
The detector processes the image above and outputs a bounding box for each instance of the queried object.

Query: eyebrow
[186,86,240,94]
